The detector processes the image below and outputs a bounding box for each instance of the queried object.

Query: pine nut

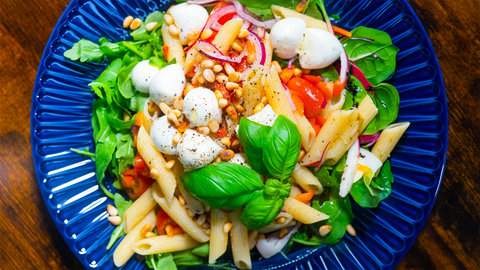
[231,139,240,148]
[261,96,268,105]
[174,97,183,111]
[150,168,159,179]
[197,214,206,226]
[226,82,239,90]
[201,28,213,40]
[168,109,182,118]
[123,16,134,28]
[201,60,214,69]
[197,126,210,135]
[196,74,205,84]
[177,121,189,132]
[293,68,303,77]
[178,195,186,206]
[205,228,211,235]
[319,225,332,236]
[168,24,180,36]
[215,156,222,163]
[221,137,231,146]
[224,63,235,75]
[168,112,180,127]
[195,54,204,63]
[146,22,158,31]
[140,223,152,234]
[165,160,175,169]
[234,104,245,114]
[232,41,244,52]
[235,88,243,98]
[202,222,210,229]
[205,205,211,212]
[203,69,215,82]
[122,111,131,121]
[254,103,265,114]
[296,0,307,12]
[145,232,155,238]
[185,59,195,73]
[276,217,286,224]
[130,18,142,30]
[297,149,306,163]
[346,224,356,236]
[272,61,282,73]
[208,120,219,133]
[213,64,223,73]
[214,90,223,100]
[302,69,311,75]
[218,99,228,108]
[107,205,118,216]
[226,106,237,119]
[221,150,235,161]
[108,216,121,226]
[223,222,233,234]
[247,54,256,64]
[172,133,181,144]
[228,72,242,83]
[216,74,228,84]
[184,84,195,96]
[279,227,289,238]
[159,102,171,115]
[238,29,249,38]
[164,14,174,25]
[187,209,195,217]
[187,32,199,42]
[165,225,174,237]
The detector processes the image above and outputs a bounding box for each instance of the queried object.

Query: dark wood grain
[0,0,478,269]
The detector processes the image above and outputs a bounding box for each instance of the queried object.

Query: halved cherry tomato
[280,68,294,84]
[120,169,155,199]
[135,112,147,127]
[315,116,327,129]
[290,92,304,116]
[157,209,180,236]
[162,45,169,60]
[333,79,347,97]
[318,81,335,100]
[235,56,249,74]
[215,82,232,105]
[246,40,255,55]
[134,153,150,177]
[287,77,324,118]
[212,1,232,12]
[308,117,321,135]
[217,128,227,137]
[302,75,321,85]
[295,191,316,203]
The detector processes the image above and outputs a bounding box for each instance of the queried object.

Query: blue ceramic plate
[31,0,448,269]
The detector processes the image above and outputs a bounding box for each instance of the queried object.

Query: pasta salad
[65,0,408,269]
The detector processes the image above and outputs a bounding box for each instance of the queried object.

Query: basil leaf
[363,83,400,135]
[241,179,290,230]
[311,196,354,245]
[237,118,272,176]
[342,26,399,85]
[263,115,302,180]
[350,160,394,208]
[179,163,264,209]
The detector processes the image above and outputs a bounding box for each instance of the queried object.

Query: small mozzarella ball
[131,60,160,93]
[177,129,224,170]
[183,87,222,127]
[270,18,306,59]
[235,104,278,134]
[169,3,209,45]
[149,64,185,105]
[229,153,250,168]
[297,28,343,69]
[150,116,178,155]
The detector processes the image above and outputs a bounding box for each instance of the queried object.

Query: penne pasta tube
[242,65,264,117]
[136,126,176,204]
[161,23,185,67]
[283,197,329,224]
[123,186,156,234]
[258,212,294,234]
[372,122,410,162]
[271,5,328,30]
[152,183,210,243]
[113,211,156,267]
[320,89,347,119]
[230,209,252,269]
[132,234,199,255]
[208,209,229,264]
[178,181,205,215]
[324,110,360,165]
[291,164,323,194]
[357,95,378,133]
[213,18,243,54]
[294,111,316,151]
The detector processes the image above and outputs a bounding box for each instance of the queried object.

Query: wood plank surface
[0,0,478,269]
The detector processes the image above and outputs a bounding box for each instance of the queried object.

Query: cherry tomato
[318,81,335,100]
[212,1,232,12]
[333,79,346,97]
[134,112,147,127]
[280,68,294,84]
[302,75,321,85]
[308,117,321,135]
[161,45,169,60]
[157,209,181,236]
[315,116,327,128]
[120,169,155,199]
[134,153,150,177]
[290,92,304,116]
[205,30,218,43]
[235,56,249,74]
[295,191,315,203]
[215,82,232,105]
[217,128,227,137]
[287,77,324,118]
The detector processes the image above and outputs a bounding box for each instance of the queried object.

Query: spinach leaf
[241,179,290,230]
[263,115,302,180]
[117,61,140,99]
[289,226,323,246]
[342,26,399,85]
[311,196,354,245]
[236,0,321,20]
[106,193,132,249]
[237,118,272,176]
[192,243,209,258]
[363,83,400,135]
[350,160,394,208]
[179,163,264,209]
[64,39,104,62]
[311,65,339,82]
[342,75,368,110]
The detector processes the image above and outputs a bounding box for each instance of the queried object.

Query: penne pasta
[271,5,328,30]
[291,164,323,194]
[258,212,294,234]
[323,109,360,165]
[372,122,410,162]
[230,209,251,269]
[261,33,273,87]
[213,18,244,54]
[136,126,176,204]
[294,111,316,151]
[320,89,347,119]
[161,23,185,67]
[152,183,210,243]
[178,180,205,215]
[242,65,264,117]
[123,186,156,234]
[113,211,156,267]
[357,95,378,133]
[283,197,329,224]
[208,209,229,264]
[133,234,199,255]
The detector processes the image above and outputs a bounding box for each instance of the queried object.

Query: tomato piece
[315,116,327,128]
[217,128,227,137]
[302,75,322,85]
[212,1,232,12]
[161,45,169,60]
[205,30,218,43]
[280,68,294,84]
[157,209,180,235]
[120,169,155,199]
[173,226,184,234]
[333,80,346,97]
[295,191,316,203]
[287,77,324,118]
[246,40,255,55]
[290,91,304,116]
[134,153,150,177]
[317,81,335,100]
[133,134,138,147]
[214,82,232,105]
[308,117,321,135]
[235,56,249,74]
[135,112,147,127]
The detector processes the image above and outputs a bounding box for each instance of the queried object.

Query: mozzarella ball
[150,116,178,155]
[177,129,224,170]
[235,104,278,133]
[297,28,343,69]
[149,64,185,105]
[183,87,222,127]
[131,60,161,93]
[270,18,306,59]
[229,153,250,168]
[169,3,209,45]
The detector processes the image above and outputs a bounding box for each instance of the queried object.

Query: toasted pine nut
[168,24,180,36]
[130,18,142,30]
[214,90,223,100]
[172,133,181,144]
[293,68,303,77]
[254,103,265,114]
[167,113,179,127]
[247,54,256,64]
[221,150,235,161]
[164,14,173,25]
[184,84,195,96]
[197,126,210,135]
[107,205,118,216]
[228,72,243,83]
[235,88,243,98]
[177,121,189,132]
[238,29,249,38]
[276,217,286,224]
[187,209,195,217]
[272,61,282,73]
[122,111,131,121]
[178,195,186,206]
[159,102,171,115]
[279,227,289,238]
[232,41,244,52]
[205,205,211,212]
[123,16,134,28]
[234,104,245,114]
[165,224,174,237]
[231,139,240,148]
[145,232,155,238]
[296,0,307,12]
[213,64,223,73]
[197,214,206,226]
[185,59,195,73]
[223,222,233,234]
[319,225,332,236]
[196,74,205,84]
[108,216,121,226]
[226,106,237,119]
[201,28,213,40]
[203,69,215,82]
[224,63,235,75]
[205,228,211,235]
[140,223,152,234]
[168,109,182,118]
[218,99,228,108]
[208,120,219,133]
[150,168,159,179]
[195,54,204,63]
[216,74,228,84]
[187,32,199,42]
[202,222,210,229]
[248,230,259,250]
[297,149,306,163]
[174,97,183,111]
[165,160,175,169]
[221,137,231,146]
[201,60,214,69]
[346,224,356,236]
[146,22,158,31]
[261,96,269,105]
[215,156,222,163]
[302,69,311,75]
[226,82,239,90]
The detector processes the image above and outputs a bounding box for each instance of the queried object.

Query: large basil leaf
[237,118,272,176]
[311,196,354,245]
[241,179,290,230]
[350,160,394,208]
[363,83,400,135]
[263,115,301,180]
[179,163,264,209]
[342,27,399,85]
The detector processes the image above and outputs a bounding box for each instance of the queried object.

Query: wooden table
[0,0,478,269]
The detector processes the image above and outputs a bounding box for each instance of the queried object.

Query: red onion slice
[359,132,381,147]
[231,0,275,29]
[246,30,266,66]
[196,40,245,63]
[250,26,266,39]
[339,139,360,197]
[256,222,302,259]
[350,60,373,89]
[314,141,331,171]
[321,97,327,109]
[282,83,296,111]
[339,46,349,84]
[287,55,298,70]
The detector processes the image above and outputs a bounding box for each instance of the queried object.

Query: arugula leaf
[192,243,209,258]
[106,193,132,249]
[311,196,354,245]
[106,103,135,131]
[237,118,272,176]
[115,133,135,176]
[241,179,290,230]
[145,11,166,24]
[127,92,149,112]
[350,160,394,208]
[89,58,123,103]
[117,61,140,99]
[179,163,264,209]
[64,39,104,62]
[342,26,399,85]
[363,83,399,135]
[70,147,95,161]
[263,115,302,180]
